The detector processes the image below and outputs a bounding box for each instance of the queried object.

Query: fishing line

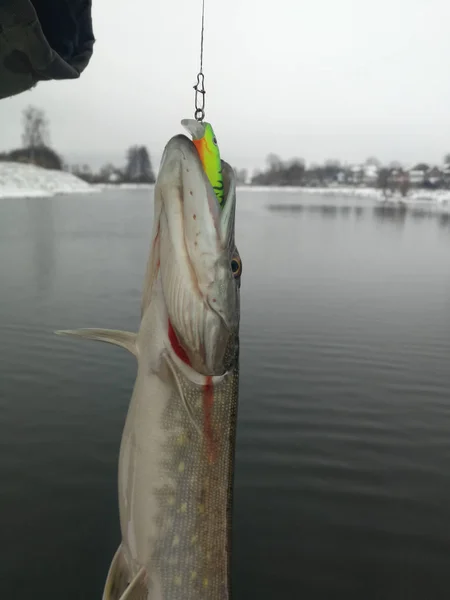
[193,0,206,121]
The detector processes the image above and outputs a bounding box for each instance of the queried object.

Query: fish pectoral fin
[55,328,137,356]
[164,353,202,438]
[102,545,148,600]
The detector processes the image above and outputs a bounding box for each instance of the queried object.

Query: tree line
[250,154,450,191]
[3,106,450,191]
[72,145,155,184]
[0,106,155,184]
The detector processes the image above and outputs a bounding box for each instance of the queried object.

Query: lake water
[1,189,450,599]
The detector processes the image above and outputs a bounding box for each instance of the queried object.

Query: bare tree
[388,160,402,170]
[22,106,50,163]
[235,168,248,185]
[266,153,283,172]
[365,156,381,167]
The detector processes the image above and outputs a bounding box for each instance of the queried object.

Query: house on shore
[408,164,428,186]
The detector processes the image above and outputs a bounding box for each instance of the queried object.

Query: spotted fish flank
[56,133,241,600]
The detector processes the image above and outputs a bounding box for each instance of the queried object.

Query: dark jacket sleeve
[0,0,95,100]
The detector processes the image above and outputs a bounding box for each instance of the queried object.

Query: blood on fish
[167,320,216,463]
[203,376,216,464]
[168,319,191,366]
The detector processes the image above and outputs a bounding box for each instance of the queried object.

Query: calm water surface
[1,189,450,599]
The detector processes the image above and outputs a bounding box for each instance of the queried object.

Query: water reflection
[2,191,450,599]
[267,203,304,212]
[410,208,433,220]
[25,198,57,295]
[340,205,352,217]
[372,205,407,226]
[439,213,450,227]
[267,201,450,231]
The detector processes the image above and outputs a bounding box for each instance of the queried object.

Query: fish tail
[102,545,149,600]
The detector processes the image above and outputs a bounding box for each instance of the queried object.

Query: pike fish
[56,132,242,600]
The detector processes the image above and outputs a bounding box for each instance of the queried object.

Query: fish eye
[231,257,242,278]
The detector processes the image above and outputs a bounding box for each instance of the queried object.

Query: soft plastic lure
[181,118,225,208]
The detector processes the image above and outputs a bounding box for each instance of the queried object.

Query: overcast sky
[1,0,450,172]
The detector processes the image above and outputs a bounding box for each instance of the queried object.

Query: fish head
[145,133,241,377]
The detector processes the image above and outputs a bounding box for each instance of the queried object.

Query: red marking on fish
[203,376,216,463]
[168,319,191,366]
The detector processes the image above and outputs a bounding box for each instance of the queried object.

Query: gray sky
[1,0,450,172]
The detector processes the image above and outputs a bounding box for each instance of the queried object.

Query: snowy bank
[241,185,382,197]
[95,183,155,191]
[0,162,97,199]
[240,185,450,204]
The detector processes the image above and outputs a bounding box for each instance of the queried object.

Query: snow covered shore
[0,162,97,199]
[244,184,450,204]
[95,183,154,191]
[2,161,450,207]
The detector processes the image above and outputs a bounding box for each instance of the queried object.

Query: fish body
[181,119,225,208]
[56,133,241,600]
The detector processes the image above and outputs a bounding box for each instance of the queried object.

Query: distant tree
[98,163,119,183]
[251,168,265,185]
[377,167,390,193]
[412,163,429,172]
[323,159,341,182]
[266,153,283,173]
[8,146,62,170]
[125,146,138,180]
[284,158,305,185]
[137,146,155,182]
[71,163,94,182]
[22,106,50,159]
[125,145,155,183]
[325,159,341,168]
[16,106,62,169]
[365,156,381,167]
[388,160,401,168]
[304,164,325,187]
[251,155,286,185]
[399,173,410,197]
[378,167,402,197]
[444,154,450,165]
[235,168,248,185]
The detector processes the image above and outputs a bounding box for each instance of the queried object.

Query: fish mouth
[148,134,238,377]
